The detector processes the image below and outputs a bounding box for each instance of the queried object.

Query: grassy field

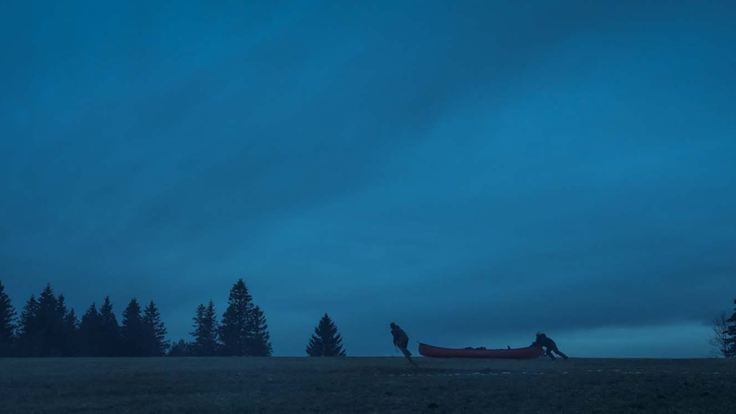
[1,357,735,413]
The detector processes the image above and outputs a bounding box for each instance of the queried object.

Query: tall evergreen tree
[121,299,146,356]
[249,305,272,357]
[191,301,219,356]
[0,281,16,356]
[220,279,254,356]
[37,284,62,356]
[142,301,168,356]
[306,314,346,357]
[17,295,40,356]
[98,297,121,356]
[56,295,79,356]
[79,304,102,356]
[726,298,736,358]
[220,279,272,356]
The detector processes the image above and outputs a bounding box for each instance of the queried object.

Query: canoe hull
[418,342,542,359]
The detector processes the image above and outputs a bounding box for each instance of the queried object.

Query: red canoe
[418,342,543,359]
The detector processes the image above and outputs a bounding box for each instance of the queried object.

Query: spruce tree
[79,304,102,356]
[220,279,272,356]
[248,305,272,357]
[121,299,146,356]
[37,284,61,356]
[99,297,121,356]
[192,301,219,356]
[142,301,168,356]
[0,281,16,356]
[306,313,346,357]
[220,279,254,356]
[17,295,40,356]
[56,295,78,356]
[61,306,79,356]
[726,298,736,358]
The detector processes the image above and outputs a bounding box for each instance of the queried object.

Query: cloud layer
[1,1,735,356]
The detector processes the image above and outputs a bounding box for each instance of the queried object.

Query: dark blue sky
[1,1,735,357]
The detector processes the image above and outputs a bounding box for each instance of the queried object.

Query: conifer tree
[306,313,346,357]
[37,284,61,356]
[17,295,40,356]
[220,279,254,356]
[220,279,272,356]
[249,305,272,357]
[192,301,219,356]
[142,301,168,356]
[61,306,79,356]
[121,299,146,356]
[79,304,102,356]
[0,281,15,356]
[98,297,121,356]
[726,298,736,358]
[56,295,79,356]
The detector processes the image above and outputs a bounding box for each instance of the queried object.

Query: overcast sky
[1,1,735,357]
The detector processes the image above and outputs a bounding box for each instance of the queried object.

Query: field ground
[1,357,735,413]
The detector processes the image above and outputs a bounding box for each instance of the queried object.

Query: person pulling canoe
[533,332,568,360]
[390,322,416,367]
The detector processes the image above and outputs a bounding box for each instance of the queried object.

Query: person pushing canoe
[533,332,568,360]
[390,322,417,367]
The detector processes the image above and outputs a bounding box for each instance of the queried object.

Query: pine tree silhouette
[726,299,736,358]
[121,299,146,356]
[56,295,78,356]
[306,314,346,357]
[17,295,40,356]
[0,281,16,356]
[99,297,121,356]
[220,279,254,356]
[143,301,168,356]
[37,284,61,356]
[192,301,219,356]
[61,306,79,356]
[220,279,272,356]
[249,305,272,357]
[79,304,102,356]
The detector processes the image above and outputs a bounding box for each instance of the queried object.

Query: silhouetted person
[534,332,568,360]
[390,322,416,367]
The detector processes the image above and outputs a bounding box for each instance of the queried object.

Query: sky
[1,1,735,357]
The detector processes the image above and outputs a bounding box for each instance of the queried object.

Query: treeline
[0,279,272,357]
[0,281,167,357]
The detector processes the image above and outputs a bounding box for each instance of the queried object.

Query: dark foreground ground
[1,357,735,413]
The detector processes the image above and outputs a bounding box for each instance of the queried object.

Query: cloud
[1,1,735,356]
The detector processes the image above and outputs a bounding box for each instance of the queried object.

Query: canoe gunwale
[418,342,542,359]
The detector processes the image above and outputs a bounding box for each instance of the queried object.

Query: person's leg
[545,347,556,360]
[400,347,417,367]
[400,340,411,355]
[552,347,567,359]
[553,348,568,359]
